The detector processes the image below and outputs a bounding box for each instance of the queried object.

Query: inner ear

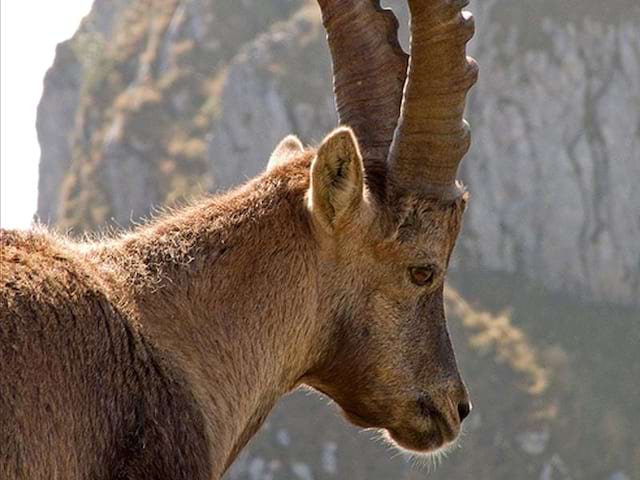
[267,135,304,171]
[309,127,364,232]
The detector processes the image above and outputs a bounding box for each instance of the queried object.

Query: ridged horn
[388,0,478,198]
[318,0,408,192]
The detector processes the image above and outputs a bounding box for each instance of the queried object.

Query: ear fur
[309,127,364,232]
[267,135,304,171]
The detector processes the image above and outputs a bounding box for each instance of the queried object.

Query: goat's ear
[308,127,364,232]
[267,135,304,171]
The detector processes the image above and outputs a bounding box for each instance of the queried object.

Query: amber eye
[409,266,436,287]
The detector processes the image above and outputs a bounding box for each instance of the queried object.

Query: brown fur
[1,129,469,478]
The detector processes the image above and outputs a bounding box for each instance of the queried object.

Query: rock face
[36,0,640,307]
[459,0,640,307]
[206,6,335,190]
[36,41,83,225]
[34,1,640,478]
[37,0,307,231]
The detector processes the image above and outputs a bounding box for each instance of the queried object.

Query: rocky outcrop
[206,6,335,190]
[459,0,640,306]
[37,0,639,306]
[36,41,83,225]
[37,0,305,231]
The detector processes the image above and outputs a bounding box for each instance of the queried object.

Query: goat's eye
[409,266,436,286]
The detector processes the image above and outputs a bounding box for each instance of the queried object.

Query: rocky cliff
[461,0,640,307]
[35,0,640,478]
[37,0,640,307]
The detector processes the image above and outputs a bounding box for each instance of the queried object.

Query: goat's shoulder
[0,228,212,478]
[0,228,102,306]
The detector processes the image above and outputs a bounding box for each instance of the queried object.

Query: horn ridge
[388,0,478,193]
[318,0,409,195]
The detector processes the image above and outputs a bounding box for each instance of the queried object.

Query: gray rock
[36,41,82,225]
[458,1,640,306]
[36,0,639,305]
[207,8,335,190]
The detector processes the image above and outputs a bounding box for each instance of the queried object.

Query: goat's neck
[95,170,321,474]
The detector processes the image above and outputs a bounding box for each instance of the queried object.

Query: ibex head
[290,0,478,453]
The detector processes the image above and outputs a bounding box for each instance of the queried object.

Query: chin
[384,426,455,456]
[340,407,460,457]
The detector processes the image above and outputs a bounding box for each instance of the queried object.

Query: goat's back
[0,229,211,479]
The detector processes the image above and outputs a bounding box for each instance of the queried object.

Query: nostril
[457,400,472,422]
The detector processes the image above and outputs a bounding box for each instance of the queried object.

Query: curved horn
[318,0,408,192]
[388,0,478,197]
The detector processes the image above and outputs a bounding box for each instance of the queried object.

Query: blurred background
[1,0,639,478]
